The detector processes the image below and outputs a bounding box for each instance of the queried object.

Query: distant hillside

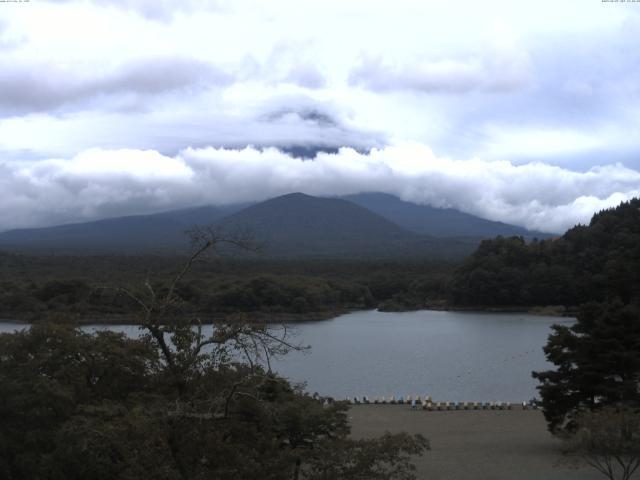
[1,192,546,258]
[450,198,640,307]
[341,192,552,238]
[0,204,246,253]
[217,193,473,258]
[0,193,478,258]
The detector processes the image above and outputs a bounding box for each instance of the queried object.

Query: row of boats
[343,396,540,410]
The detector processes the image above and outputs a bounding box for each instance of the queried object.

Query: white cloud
[0,57,230,115]
[349,46,532,94]
[1,0,639,230]
[1,143,638,233]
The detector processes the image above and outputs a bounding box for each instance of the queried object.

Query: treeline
[0,255,456,321]
[450,199,640,307]
[7,199,636,320]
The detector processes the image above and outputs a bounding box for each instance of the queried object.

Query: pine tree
[533,301,640,433]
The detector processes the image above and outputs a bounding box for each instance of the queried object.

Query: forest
[0,255,454,323]
[450,198,640,308]
[1,199,639,322]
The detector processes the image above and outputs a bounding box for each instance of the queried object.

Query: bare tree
[563,407,640,480]
[114,226,304,388]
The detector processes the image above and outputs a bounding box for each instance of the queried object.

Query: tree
[533,301,640,434]
[450,198,640,309]
[563,407,640,480]
[0,226,429,479]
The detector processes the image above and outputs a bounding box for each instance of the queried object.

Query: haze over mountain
[341,193,552,238]
[0,193,550,257]
[0,204,246,253]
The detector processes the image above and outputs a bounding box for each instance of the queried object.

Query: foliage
[532,301,640,433]
[0,254,455,320]
[0,230,428,479]
[450,198,640,307]
[563,407,640,480]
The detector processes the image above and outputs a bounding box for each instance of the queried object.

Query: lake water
[0,310,571,402]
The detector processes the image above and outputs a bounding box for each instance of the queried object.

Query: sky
[1,0,639,233]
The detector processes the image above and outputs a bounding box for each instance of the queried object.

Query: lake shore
[0,309,352,326]
[348,405,599,480]
[0,303,575,326]
[413,304,576,317]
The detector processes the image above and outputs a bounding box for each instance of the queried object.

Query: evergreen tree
[533,301,640,433]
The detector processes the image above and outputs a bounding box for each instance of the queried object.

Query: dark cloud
[0,57,229,116]
[263,108,339,128]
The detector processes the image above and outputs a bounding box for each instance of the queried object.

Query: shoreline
[0,304,575,326]
[0,309,352,326]
[380,304,576,317]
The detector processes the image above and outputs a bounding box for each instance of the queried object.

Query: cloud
[0,57,229,116]
[0,92,384,160]
[49,0,227,22]
[349,47,532,94]
[1,142,638,233]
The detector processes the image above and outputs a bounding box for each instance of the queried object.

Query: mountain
[216,192,433,257]
[0,192,541,258]
[0,204,247,253]
[340,192,552,238]
[0,193,479,258]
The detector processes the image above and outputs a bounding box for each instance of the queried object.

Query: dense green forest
[450,199,640,308]
[2,199,638,322]
[528,200,640,442]
[0,254,454,322]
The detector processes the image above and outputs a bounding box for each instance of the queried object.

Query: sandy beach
[349,406,602,480]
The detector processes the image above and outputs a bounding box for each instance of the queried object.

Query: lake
[0,309,570,402]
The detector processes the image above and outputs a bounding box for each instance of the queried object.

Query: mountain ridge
[340,192,552,238]
[0,192,547,258]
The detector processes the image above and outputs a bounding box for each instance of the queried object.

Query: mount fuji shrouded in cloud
[1,1,639,238]
[0,193,550,257]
